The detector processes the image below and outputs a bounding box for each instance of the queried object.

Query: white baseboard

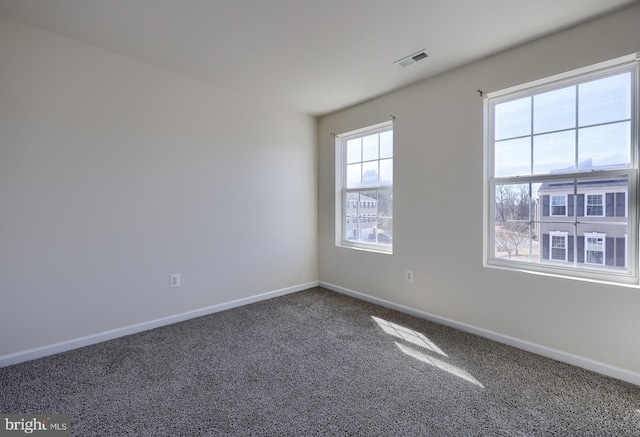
[319,281,640,386]
[0,281,319,368]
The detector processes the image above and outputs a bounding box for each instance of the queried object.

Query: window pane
[494,183,533,261]
[579,72,631,126]
[495,97,531,140]
[346,163,361,188]
[366,190,393,245]
[578,121,630,170]
[380,130,393,159]
[576,175,628,221]
[578,225,627,271]
[533,130,575,174]
[586,250,604,264]
[344,192,356,239]
[362,161,378,186]
[495,137,530,177]
[362,134,379,161]
[345,190,392,245]
[537,179,573,222]
[379,158,393,186]
[533,85,576,134]
[495,184,531,221]
[494,222,531,260]
[346,138,361,164]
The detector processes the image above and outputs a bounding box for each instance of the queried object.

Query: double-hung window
[585,232,606,265]
[585,194,604,217]
[485,54,638,285]
[550,232,568,262]
[550,195,567,216]
[336,121,393,253]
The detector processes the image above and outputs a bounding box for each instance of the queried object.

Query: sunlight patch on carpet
[371,316,447,357]
[396,342,484,388]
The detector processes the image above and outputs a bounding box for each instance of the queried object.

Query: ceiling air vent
[394,50,429,68]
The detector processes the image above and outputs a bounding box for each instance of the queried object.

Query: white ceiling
[0,0,637,116]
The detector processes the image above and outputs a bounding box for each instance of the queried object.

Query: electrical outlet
[405,270,414,283]
[170,273,181,288]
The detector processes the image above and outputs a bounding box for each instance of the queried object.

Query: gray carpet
[1,287,639,436]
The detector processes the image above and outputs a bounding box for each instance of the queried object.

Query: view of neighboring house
[537,178,627,269]
[345,192,379,241]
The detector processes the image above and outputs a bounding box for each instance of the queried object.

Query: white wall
[0,17,317,359]
[318,4,640,381]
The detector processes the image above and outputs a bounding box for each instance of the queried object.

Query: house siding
[538,182,627,268]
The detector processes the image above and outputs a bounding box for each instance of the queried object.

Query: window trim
[483,53,639,286]
[335,120,393,254]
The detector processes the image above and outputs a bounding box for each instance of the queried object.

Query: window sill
[338,242,393,255]
[484,259,639,288]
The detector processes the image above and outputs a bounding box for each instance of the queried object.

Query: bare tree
[495,184,530,257]
[495,222,529,257]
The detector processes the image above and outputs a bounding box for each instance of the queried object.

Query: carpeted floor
[1,287,639,436]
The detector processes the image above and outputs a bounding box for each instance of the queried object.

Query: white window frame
[625,233,628,268]
[483,53,639,286]
[549,231,568,262]
[584,232,606,265]
[550,195,567,217]
[585,193,605,217]
[335,120,393,253]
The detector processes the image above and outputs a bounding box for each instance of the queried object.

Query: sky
[494,71,631,178]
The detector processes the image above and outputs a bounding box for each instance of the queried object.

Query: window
[550,232,568,262]
[336,121,393,252]
[584,232,606,265]
[485,54,638,285]
[550,195,567,216]
[585,194,604,216]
